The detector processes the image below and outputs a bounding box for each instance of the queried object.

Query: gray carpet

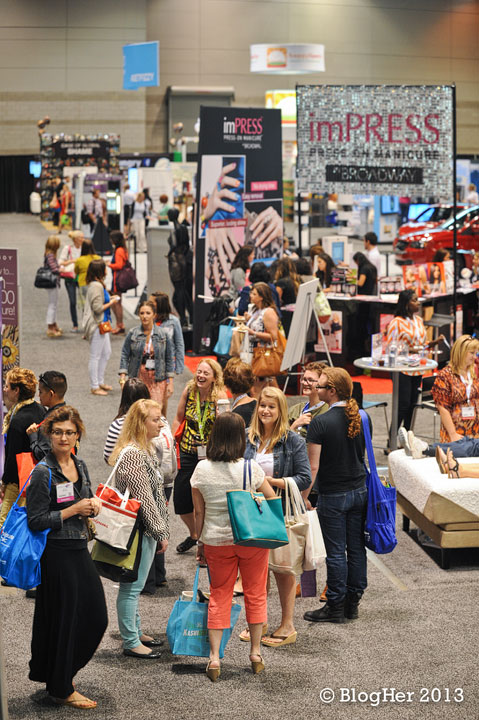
[0,214,476,720]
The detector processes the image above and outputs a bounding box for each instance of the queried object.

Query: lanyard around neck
[196,391,210,442]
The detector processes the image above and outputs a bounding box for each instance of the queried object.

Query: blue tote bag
[213,318,234,356]
[359,410,397,554]
[227,459,289,549]
[0,464,52,589]
[167,566,241,658]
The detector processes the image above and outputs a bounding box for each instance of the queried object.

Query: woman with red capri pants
[191,412,275,682]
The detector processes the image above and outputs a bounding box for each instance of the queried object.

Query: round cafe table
[353,357,437,451]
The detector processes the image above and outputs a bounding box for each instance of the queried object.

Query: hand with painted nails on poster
[203,163,241,222]
[250,207,283,249]
[206,228,240,293]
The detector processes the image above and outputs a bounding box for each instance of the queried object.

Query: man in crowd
[26,370,68,460]
[364,232,381,278]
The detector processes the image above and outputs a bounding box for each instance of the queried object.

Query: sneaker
[176,536,197,554]
[397,427,410,454]
[407,431,428,459]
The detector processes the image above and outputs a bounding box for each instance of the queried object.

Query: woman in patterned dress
[386,289,443,431]
[111,399,169,659]
[244,282,281,397]
[431,334,479,442]
[172,359,228,554]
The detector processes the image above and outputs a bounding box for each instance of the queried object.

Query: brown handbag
[251,330,287,377]
[98,320,112,334]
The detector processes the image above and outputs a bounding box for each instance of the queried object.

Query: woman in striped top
[111,399,169,658]
[386,289,443,432]
[103,378,150,463]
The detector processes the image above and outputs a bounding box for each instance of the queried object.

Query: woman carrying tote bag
[191,412,275,680]
[243,387,311,648]
[110,399,169,659]
[26,406,107,710]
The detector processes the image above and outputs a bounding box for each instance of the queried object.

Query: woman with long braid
[305,367,369,624]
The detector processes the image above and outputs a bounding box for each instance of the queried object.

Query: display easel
[281,279,333,393]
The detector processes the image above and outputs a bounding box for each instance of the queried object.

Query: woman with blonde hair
[431,334,479,442]
[242,386,311,647]
[111,399,169,658]
[172,359,228,554]
[306,367,369,624]
[131,191,147,252]
[43,235,62,337]
[58,230,83,332]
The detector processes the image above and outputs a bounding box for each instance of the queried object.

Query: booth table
[353,357,437,451]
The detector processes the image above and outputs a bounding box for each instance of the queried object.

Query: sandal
[91,388,108,396]
[206,660,220,682]
[53,691,97,709]
[446,449,460,479]
[239,623,268,642]
[261,630,297,647]
[250,654,265,674]
[435,446,447,474]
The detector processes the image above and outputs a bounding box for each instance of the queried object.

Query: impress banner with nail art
[194,106,283,352]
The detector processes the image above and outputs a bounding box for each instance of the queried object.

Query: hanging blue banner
[123,41,159,90]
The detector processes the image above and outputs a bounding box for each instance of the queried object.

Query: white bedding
[388,450,479,518]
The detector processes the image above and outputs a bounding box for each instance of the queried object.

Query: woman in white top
[244,281,280,397]
[59,230,83,332]
[191,412,275,681]
[131,191,147,252]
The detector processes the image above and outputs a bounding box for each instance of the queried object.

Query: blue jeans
[317,487,368,605]
[117,534,157,649]
[427,437,479,458]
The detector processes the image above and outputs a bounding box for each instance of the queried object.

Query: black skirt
[29,541,108,699]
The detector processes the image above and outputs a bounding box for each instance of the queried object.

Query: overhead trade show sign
[123,41,159,90]
[251,44,325,74]
[53,139,111,159]
[297,85,454,198]
[193,106,283,351]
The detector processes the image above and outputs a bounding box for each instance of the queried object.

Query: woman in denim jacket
[26,406,107,710]
[150,291,185,415]
[119,300,175,409]
[243,387,311,648]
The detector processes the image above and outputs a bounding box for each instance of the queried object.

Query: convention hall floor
[0,214,476,720]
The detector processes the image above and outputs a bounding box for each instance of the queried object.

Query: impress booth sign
[297,85,454,198]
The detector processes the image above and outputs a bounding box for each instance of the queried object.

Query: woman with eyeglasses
[26,406,107,710]
[431,334,479,442]
[289,361,330,438]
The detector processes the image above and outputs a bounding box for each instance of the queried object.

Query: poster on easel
[314,311,343,355]
[193,107,283,352]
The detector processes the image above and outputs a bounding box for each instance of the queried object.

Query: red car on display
[393,205,479,265]
[397,204,466,237]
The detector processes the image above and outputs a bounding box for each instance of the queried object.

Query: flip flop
[239,623,268,642]
[261,630,297,647]
[435,446,447,474]
[53,691,97,709]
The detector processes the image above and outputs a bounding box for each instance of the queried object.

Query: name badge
[461,404,475,419]
[197,445,207,460]
[56,482,74,503]
[145,358,155,370]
